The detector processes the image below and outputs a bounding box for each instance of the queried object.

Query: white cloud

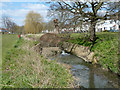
[24,3,49,10]
[0,0,11,2]
[1,3,49,26]
[97,10,106,16]
[0,0,51,2]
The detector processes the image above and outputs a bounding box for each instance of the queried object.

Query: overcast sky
[0,0,50,26]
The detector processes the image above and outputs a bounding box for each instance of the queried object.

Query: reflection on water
[50,53,119,88]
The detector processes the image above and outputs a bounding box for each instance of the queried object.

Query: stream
[50,51,119,88]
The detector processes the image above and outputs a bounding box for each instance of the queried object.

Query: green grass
[67,32,93,47]
[2,36,73,88]
[26,34,44,40]
[91,32,119,74]
[2,34,18,59]
[1,34,18,89]
[68,32,119,74]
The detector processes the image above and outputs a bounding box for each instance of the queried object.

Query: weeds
[2,36,73,88]
[68,32,119,74]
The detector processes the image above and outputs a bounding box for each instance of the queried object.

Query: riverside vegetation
[20,32,119,74]
[2,35,73,88]
[67,32,119,74]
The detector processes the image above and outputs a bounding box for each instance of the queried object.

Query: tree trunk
[90,21,96,42]
[73,26,75,33]
[56,26,59,34]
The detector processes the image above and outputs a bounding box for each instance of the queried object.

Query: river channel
[50,51,119,88]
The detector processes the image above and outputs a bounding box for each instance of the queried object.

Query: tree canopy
[1,15,18,33]
[48,0,119,41]
[24,11,44,34]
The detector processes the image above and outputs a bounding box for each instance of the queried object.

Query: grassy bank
[2,34,18,59]
[68,32,119,74]
[2,35,73,88]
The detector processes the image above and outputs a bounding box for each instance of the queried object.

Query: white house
[96,20,120,32]
[44,19,119,33]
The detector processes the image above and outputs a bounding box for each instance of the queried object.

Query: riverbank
[63,32,119,75]
[2,34,73,88]
[24,33,119,88]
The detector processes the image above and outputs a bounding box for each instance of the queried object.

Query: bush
[103,30,109,32]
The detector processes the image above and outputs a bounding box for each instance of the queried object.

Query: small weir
[50,51,119,88]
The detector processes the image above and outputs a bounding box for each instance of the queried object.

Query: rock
[41,47,62,57]
[61,42,95,63]
[34,43,42,54]
[93,57,97,64]
[87,52,94,62]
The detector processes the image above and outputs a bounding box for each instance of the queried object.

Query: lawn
[2,34,18,59]
[1,35,73,88]
[68,32,119,74]
[1,34,18,89]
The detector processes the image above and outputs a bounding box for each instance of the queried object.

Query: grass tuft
[2,35,73,88]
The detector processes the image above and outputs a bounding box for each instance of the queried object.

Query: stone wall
[61,42,98,63]
[34,43,62,57]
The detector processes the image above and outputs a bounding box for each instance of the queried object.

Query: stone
[93,57,97,64]
[87,52,94,62]
[41,47,62,57]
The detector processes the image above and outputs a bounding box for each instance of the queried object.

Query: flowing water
[50,51,119,88]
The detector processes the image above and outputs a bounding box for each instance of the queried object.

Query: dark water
[50,52,119,88]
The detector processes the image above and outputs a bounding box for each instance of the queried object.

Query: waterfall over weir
[61,50,70,56]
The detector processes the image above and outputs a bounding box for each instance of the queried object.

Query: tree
[108,2,120,20]
[24,11,43,34]
[48,7,83,32]
[2,15,18,33]
[45,20,54,32]
[49,1,119,42]
[16,25,24,34]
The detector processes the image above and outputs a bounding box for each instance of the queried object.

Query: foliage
[2,36,73,88]
[103,30,109,32]
[2,15,18,33]
[68,37,93,47]
[91,32,119,73]
[68,33,93,47]
[44,20,54,32]
[68,32,119,74]
[24,11,44,34]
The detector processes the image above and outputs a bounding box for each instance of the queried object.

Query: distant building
[96,20,120,32]
[0,28,10,34]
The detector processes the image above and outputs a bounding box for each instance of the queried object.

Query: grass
[2,35,73,88]
[67,32,119,74]
[68,33,93,47]
[1,34,18,89]
[26,34,44,40]
[2,34,18,59]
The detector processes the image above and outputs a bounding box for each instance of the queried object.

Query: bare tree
[49,1,119,42]
[2,15,17,33]
[45,20,54,32]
